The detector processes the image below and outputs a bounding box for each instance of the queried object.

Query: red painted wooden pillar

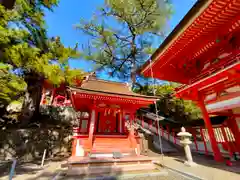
[191,128,198,152]
[200,127,208,155]
[129,111,138,153]
[198,97,223,161]
[221,125,232,158]
[227,116,240,153]
[88,102,97,148]
[122,111,127,134]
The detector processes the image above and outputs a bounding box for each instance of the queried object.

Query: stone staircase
[91,137,134,155]
[65,156,160,178]
[153,135,179,154]
[64,136,163,178]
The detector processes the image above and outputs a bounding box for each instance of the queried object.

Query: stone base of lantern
[184,161,197,167]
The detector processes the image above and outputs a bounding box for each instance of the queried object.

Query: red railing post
[167,125,170,140]
[221,125,232,158]
[155,120,158,135]
[172,129,176,144]
[160,125,164,136]
[191,128,199,152]
[149,119,152,131]
[172,129,177,144]
[200,127,208,155]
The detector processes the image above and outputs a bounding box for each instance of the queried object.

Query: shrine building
[66,73,158,158]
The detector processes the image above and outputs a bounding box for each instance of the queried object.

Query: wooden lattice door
[98,113,117,133]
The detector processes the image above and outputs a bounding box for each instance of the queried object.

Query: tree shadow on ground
[0,160,43,178]
[173,154,240,175]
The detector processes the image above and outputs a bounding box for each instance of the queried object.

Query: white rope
[149,58,164,164]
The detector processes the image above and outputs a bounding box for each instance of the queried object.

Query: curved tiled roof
[69,78,158,100]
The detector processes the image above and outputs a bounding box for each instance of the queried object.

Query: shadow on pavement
[0,160,43,178]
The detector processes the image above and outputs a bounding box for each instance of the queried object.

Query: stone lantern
[177,127,197,167]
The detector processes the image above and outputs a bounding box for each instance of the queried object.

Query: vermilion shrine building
[41,73,157,158]
[140,0,240,162]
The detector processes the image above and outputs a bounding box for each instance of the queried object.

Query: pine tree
[0,1,84,124]
[76,0,172,87]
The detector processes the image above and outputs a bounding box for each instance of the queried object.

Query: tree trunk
[19,75,44,127]
[130,36,137,87]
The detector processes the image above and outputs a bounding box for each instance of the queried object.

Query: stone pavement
[0,159,192,180]
[0,160,65,180]
[156,155,240,180]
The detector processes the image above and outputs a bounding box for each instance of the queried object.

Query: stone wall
[0,105,78,162]
[0,128,72,162]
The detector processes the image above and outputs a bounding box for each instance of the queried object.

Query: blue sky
[45,0,197,81]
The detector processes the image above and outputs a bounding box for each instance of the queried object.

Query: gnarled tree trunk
[20,74,44,127]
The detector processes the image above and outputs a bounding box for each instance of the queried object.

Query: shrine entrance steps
[91,136,134,155]
[65,156,164,178]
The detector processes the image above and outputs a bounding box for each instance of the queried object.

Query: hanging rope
[149,58,164,164]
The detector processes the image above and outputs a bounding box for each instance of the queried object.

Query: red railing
[137,115,239,159]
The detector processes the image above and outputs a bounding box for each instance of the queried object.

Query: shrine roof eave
[174,61,240,101]
[139,0,209,76]
[67,86,158,103]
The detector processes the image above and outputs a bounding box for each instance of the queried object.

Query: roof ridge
[68,86,158,99]
[87,79,129,86]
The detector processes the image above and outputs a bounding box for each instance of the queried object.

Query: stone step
[91,148,133,152]
[67,163,156,176]
[93,138,130,143]
[60,168,167,180]
[92,138,132,153]
[68,156,153,167]
[93,143,131,146]
[88,152,133,158]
